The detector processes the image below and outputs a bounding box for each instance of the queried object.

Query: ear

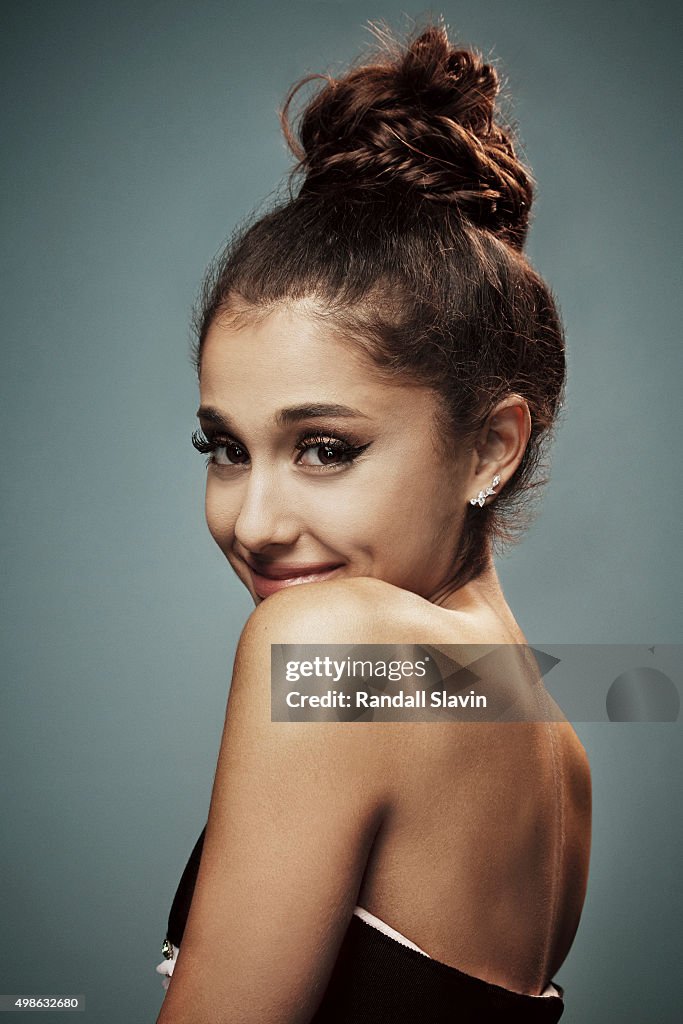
[468,395,531,500]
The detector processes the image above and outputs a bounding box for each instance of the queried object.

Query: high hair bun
[279,22,535,251]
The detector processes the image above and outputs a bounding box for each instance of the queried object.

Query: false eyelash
[190,428,371,469]
[191,428,242,469]
[191,428,226,455]
[293,433,371,462]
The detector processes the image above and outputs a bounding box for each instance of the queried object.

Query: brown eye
[214,442,249,465]
[294,432,371,471]
[299,442,347,467]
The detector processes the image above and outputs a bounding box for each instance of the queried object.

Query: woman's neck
[433,548,511,619]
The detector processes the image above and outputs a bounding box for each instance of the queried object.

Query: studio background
[1,1,680,1021]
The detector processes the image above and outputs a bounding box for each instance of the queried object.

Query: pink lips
[245,560,343,598]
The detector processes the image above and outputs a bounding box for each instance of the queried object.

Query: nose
[232,469,301,554]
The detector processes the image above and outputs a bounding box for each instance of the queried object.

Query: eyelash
[190,428,371,473]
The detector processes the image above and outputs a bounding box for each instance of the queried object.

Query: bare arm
[156,580,395,1024]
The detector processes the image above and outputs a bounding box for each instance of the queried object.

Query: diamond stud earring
[469,474,501,507]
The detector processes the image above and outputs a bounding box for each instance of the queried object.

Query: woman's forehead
[202,303,368,373]
[199,305,429,421]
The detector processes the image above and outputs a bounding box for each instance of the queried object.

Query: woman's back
[352,579,592,997]
[157,576,589,1020]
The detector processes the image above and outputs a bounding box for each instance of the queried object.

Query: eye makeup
[191,425,372,473]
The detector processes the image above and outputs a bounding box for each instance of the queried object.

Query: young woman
[155,20,591,1023]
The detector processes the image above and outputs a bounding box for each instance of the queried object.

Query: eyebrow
[196,403,372,430]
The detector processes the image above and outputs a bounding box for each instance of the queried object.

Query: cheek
[363,462,462,555]
[329,468,446,553]
[301,486,370,542]
[204,482,236,545]
[373,464,451,527]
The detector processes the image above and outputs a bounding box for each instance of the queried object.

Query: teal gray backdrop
[1,1,681,1021]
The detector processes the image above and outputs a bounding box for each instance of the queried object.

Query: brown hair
[190,18,566,590]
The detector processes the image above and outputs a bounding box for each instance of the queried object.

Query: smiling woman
[193,304,477,607]
[155,16,590,1024]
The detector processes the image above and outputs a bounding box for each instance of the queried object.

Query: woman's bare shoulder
[239,575,429,646]
[226,577,413,802]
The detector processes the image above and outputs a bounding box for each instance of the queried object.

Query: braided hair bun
[280,22,534,251]
[193,18,566,587]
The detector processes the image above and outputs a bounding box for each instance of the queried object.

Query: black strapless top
[162,825,566,1023]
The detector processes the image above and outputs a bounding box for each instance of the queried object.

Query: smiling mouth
[244,561,344,598]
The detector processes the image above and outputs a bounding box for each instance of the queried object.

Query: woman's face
[197,302,472,605]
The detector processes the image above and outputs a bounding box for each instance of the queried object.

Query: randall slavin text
[285,689,487,709]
